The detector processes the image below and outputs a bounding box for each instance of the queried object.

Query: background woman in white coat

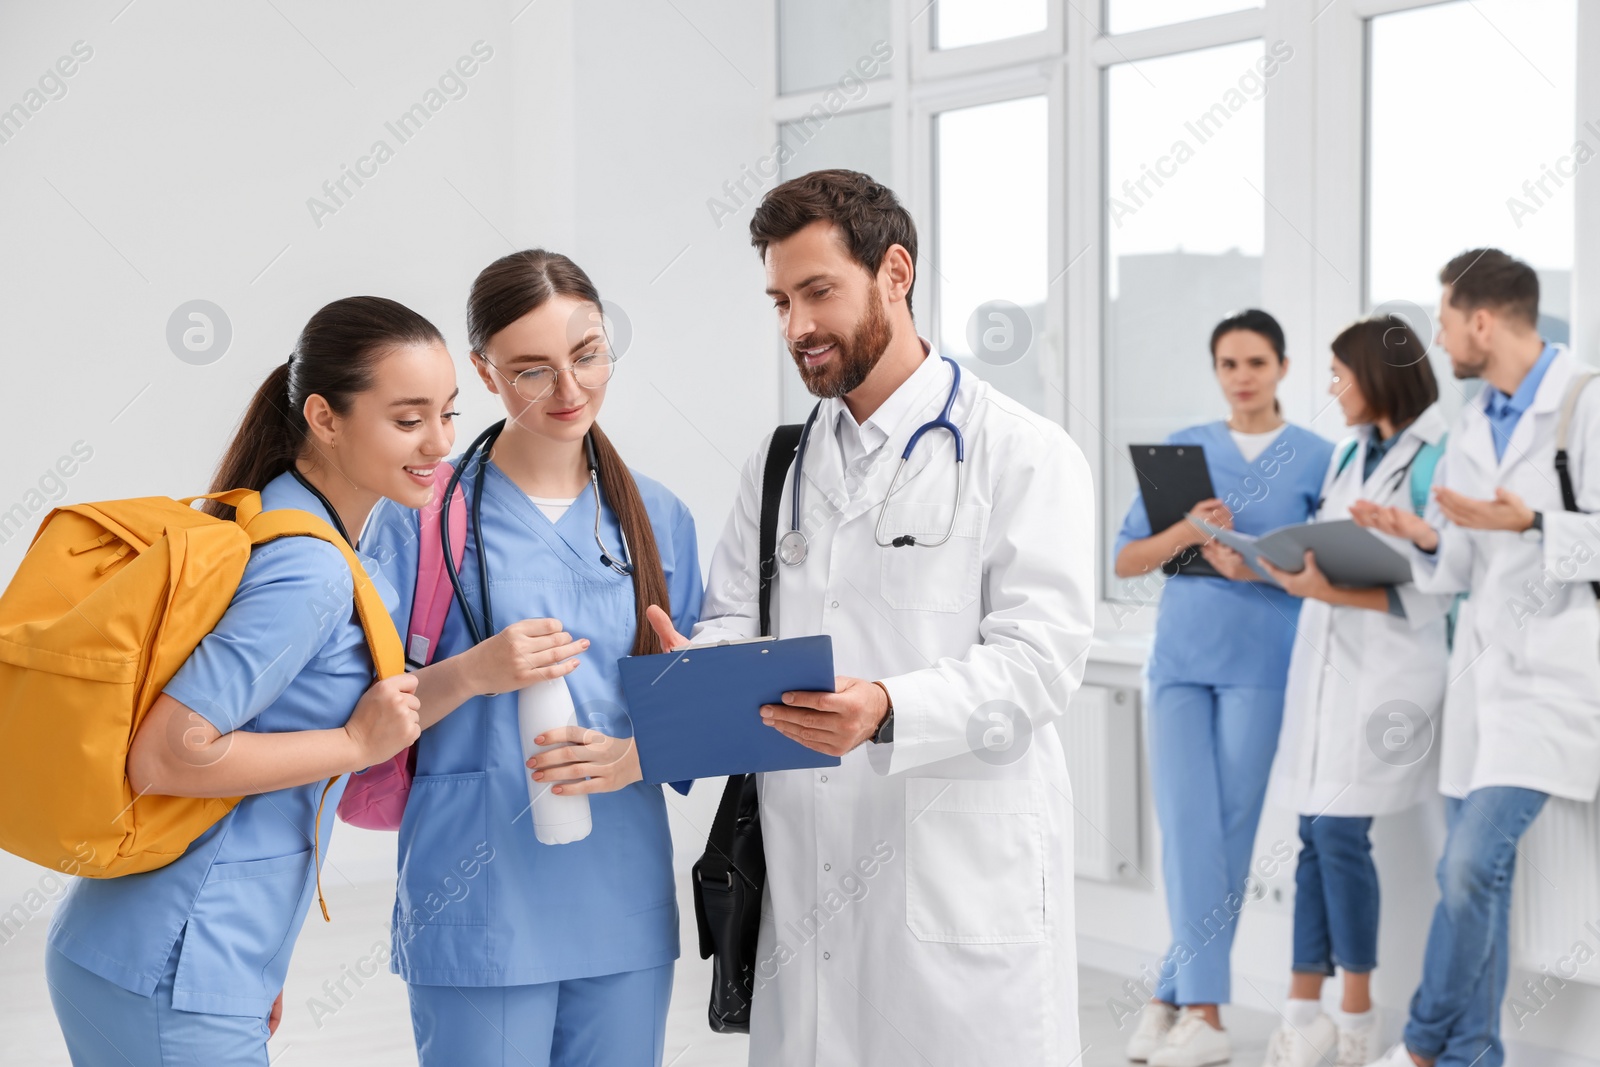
[1256,317,1450,1067]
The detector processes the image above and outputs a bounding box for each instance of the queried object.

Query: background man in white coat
[1354,249,1600,1067]
[647,169,1096,1065]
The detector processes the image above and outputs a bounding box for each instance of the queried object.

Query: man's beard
[791,290,893,399]
[1451,337,1491,380]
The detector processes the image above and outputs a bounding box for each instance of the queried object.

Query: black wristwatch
[870,682,895,744]
[1522,510,1544,543]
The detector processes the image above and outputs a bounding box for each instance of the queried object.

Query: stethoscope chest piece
[777,529,809,566]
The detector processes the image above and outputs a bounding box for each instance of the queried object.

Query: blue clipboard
[618,634,840,784]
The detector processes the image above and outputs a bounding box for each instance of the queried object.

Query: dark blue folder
[618,635,840,784]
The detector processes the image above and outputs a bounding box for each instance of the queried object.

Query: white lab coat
[1270,404,1452,817]
[692,354,1096,1066]
[1411,345,1600,801]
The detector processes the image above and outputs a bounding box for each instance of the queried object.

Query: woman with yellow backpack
[41,297,454,1065]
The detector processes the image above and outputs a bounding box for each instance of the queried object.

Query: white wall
[7,1,1600,1063]
[0,0,774,923]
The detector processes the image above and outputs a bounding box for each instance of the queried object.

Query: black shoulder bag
[691,421,803,1035]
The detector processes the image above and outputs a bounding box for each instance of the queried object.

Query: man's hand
[761,676,888,757]
[268,989,283,1037]
[1350,498,1440,552]
[644,604,691,652]
[1432,486,1535,532]
[526,725,642,794]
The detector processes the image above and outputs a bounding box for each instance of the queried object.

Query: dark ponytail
[207,296,444,516]
[467,250,670,656]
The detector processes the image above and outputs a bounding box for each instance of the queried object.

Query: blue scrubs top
[1115,421,1334,688]
[47,471,395,1017]
[364,457,702,987]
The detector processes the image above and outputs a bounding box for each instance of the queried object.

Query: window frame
[770,0,1600,640]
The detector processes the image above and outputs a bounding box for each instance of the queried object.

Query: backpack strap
[241,504,408,921]
[406,463,467,670]
[1334,439,1359,479]
[1408,436,1446,517]
[1316,439,1361,514]
[1555,370,1600,600]
[758,422,806,638]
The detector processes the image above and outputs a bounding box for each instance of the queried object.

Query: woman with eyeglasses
[363,249,702,1066]
[1256,316,1450,1067]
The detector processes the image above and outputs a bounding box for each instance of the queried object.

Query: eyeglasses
[487,350,617,403]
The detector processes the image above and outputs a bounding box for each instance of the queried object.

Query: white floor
[0,791,1280,1066]
[0,877,1280,1067]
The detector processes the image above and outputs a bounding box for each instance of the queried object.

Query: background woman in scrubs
[1114,310,1335,1067]
[365,249,703,1067]
[45,297,456,1066]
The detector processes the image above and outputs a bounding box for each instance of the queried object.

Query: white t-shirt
[1230,425,1285,463]
[528,495,577,523]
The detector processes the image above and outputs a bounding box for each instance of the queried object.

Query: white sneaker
[1336,1026,1376,1067]
[1362,1044,1415,1067]
[1126,1002,1179,1062]
[1149,1009,1232,1067]
[1261,1013,1337,1067]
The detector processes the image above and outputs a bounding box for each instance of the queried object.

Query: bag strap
[1555,370,1600,600]
[757,423,805,638]
[1409,436,1446,517]
[1334,439,1359,479]
[240,503,407,922]
[702,423,805,898]
[405,462,467,669]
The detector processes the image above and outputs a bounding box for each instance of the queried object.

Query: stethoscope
[290,467,354,545]
[1316,428,1424,512]
[441,419,634,646]
[777,354,965,567]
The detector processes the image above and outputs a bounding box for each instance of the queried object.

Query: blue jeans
[1403,787,1548,1067]
[1147,681,1285,1005]
[1293,814,1378,975]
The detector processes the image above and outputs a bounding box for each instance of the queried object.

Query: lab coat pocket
[904,777,1045,944]
[396,771,490,927]
[175,849,313,1007]
[1520,608,1600,698]
[879,502,987,613]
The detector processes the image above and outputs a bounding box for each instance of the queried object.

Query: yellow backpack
[0,487,402,910]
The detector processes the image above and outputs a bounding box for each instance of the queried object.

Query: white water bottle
[516,677,592,845]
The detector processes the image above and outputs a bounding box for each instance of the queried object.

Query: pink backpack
[336,464,466,830]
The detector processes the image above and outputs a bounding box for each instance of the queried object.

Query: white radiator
[1512,797,1600,985]
[1061,683,1142,882]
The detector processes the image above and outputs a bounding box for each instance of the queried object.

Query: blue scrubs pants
[407,962,673,1067]
[47,936,270,1066]
[1147,680,1284,1006]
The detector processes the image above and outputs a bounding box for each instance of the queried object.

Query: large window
[777,0,891,94]
[934,95,1050,415]
[1367,0,1577,417]
[1102,40,1267,602]
[934,0,1048,50]
[770,0,1599,624]
[1107,0,1261,35]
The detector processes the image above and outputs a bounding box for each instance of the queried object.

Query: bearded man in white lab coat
[646,169,1096,1065]
[1354,248,1600,1067]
